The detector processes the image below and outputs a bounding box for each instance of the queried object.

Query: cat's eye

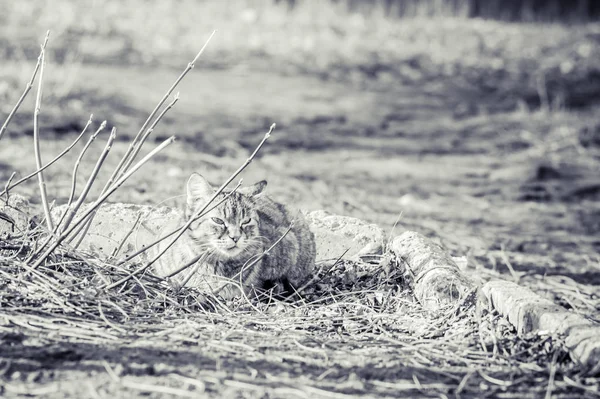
[241,217,251,225]
[211,217,225,225]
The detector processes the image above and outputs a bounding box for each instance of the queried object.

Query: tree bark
[390,231,476,309]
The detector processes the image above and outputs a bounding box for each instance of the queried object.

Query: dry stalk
[116,93,180,179]
[63,31,213,252]
[67,121,107,206]
[176,256,204,289]
[1,115,93,198]
[72,93,180,246]
[32,35,53,231]
[2,172,16,203]
[52,120,107,234]
[110,213,142,259]
[29,136,176,269]
[103,124,274,291]
[60,127,117,236]
[164,253,205,279]
[103,30,215,193]
[0,31,50,141]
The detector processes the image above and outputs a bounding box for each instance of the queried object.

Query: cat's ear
[239,180,267,197]
[187,173,214,207]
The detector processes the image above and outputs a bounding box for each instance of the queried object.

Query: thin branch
[1,115,94,197]
[61,127,117,236]
[116,93,179,182]
[72,93,180,246]
[0,31,50,141]
[29,136,176,269]
[68,120,106,206]
[174,254,204,289]
[3,172,16,203]
[52,120,106,234]
[69,31,215,249]
[103,30,215,193]
[32,36,53,231]
[29,124,111,259]
[110,212,142,259]
[103,124,273,290]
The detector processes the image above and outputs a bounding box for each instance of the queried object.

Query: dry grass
[2,228,599,398]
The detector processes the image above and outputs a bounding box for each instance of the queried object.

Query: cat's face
[185,173,266,258]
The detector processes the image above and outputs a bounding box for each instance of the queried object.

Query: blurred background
[0,0,599,293]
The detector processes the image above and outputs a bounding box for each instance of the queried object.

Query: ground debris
[0,229,598,398]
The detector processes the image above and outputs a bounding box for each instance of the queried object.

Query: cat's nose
[229,235,240,243]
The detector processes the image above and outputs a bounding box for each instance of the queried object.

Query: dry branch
[116,93,180,181]
[110,212,142,259]
[72,93,180,246]
[0,31,50,141]
[32,35,53,231]
[52,120,107,234]
[76,32,213,248]
[29,136,176,269]
[61,127,117,236]
[389,231,476,309]
[0,115,94,198]
[104,30,215,192]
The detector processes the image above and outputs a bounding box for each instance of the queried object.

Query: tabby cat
[152,173,316,299]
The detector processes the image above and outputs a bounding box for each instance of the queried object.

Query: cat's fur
[152,173,316,299]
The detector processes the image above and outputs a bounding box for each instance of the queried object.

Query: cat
[152,173,316,299]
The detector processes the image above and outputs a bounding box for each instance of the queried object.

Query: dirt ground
[1,2,600,397]
[1,60,599,397]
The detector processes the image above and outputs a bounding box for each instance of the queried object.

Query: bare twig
[52,120,106,234]
[60,127,117,236]
[58,31,214,252]
[175,255,205,289]
[103,30,215,193]
[32,35,53,231]
[3,172,16,203]
[103,124,273,290]
[1,115,94,198]
[110,212,142,259]
[73,93,180,245]
[29,136,176,269]
[67,120,106,207]
[0,31,50,141]
[116,93,180,181]
[164,253,204,279]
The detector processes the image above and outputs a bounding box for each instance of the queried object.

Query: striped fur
[152,173,316,299]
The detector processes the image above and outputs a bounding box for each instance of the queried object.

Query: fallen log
[482,280,600,368]
[389,231,476,309]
